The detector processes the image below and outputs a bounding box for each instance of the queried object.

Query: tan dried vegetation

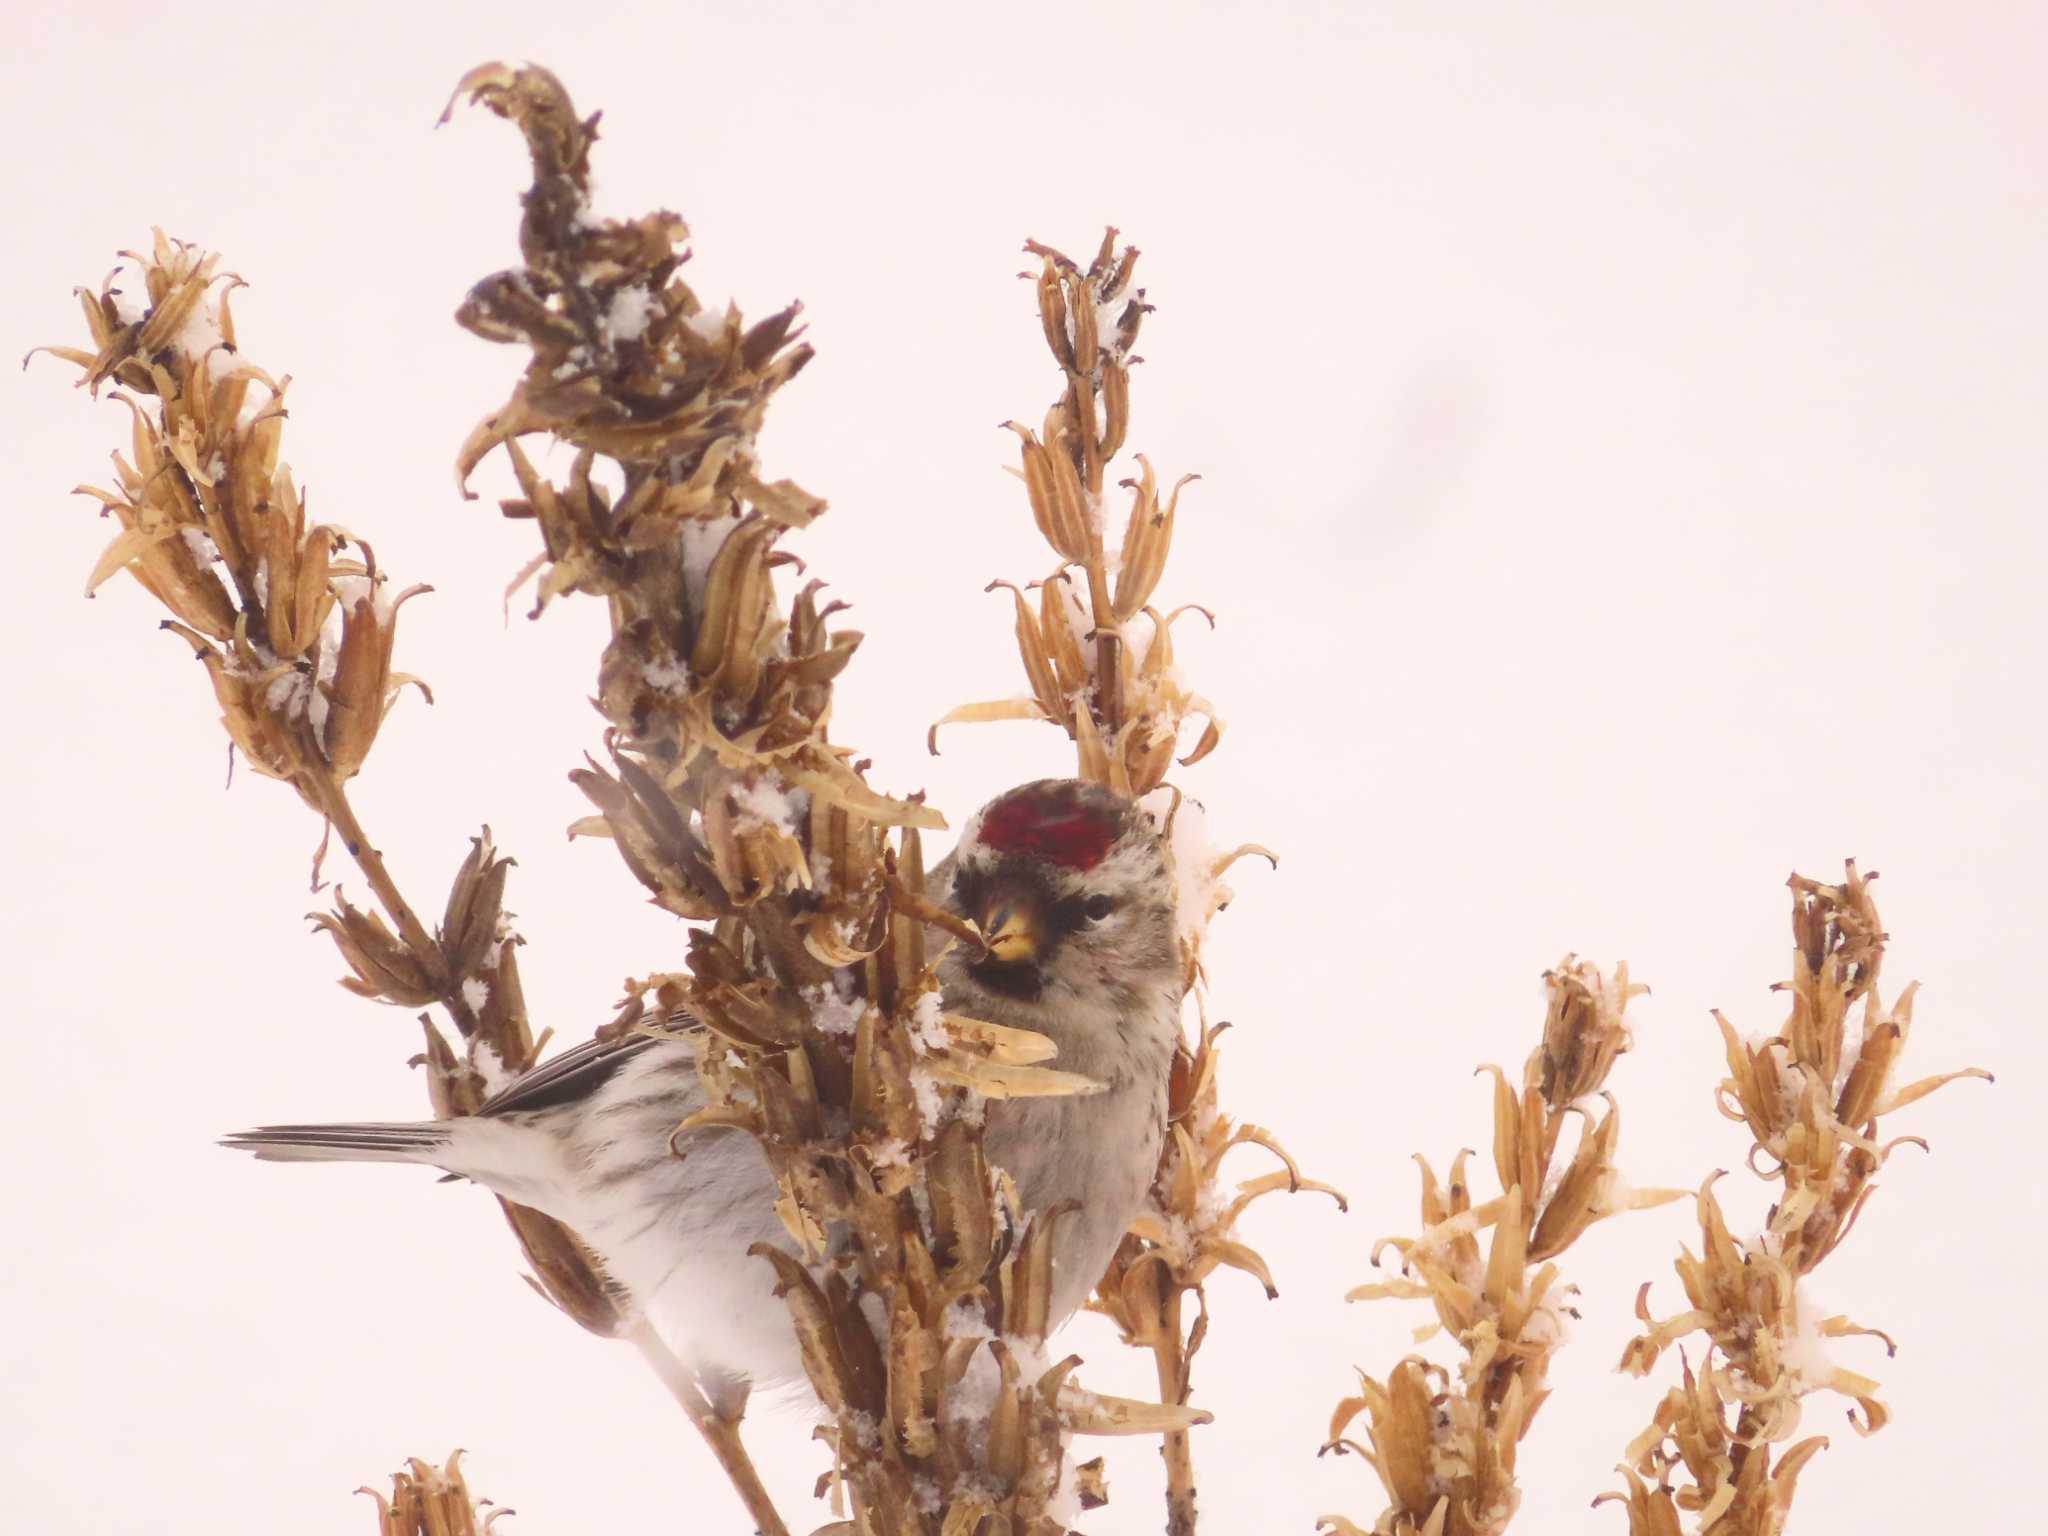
[36,60,1285,1536]
[1603,865,1990,1535]
[1320,959,1682,1536]
[1320,865,1988,1536]
[359,1453,510,1536]
[936,231,1343,1536]
[35,59,1990,1536]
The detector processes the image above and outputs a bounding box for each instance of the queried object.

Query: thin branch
[629,1323,791,1536]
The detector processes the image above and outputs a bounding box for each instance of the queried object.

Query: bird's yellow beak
[979,900,1039,963]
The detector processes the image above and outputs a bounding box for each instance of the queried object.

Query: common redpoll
[226,779,1185,1399]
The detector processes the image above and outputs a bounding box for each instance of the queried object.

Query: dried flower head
[930,232,1218,797]
[38,232,616,1336]
[1604,864,1991,1535]
[930,226,1332,1535]
[1323,959,1681,1536]
[39,230,431,798]
[359,1452,511,1536]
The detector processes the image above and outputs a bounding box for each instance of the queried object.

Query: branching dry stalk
[32,65,2002,1536]
[1319,959,1683,1536]
[934,231,1341,1534]
[31,231,621,1336]
[440,62,1209,1535]
[39,66,1216,1536]
[1600,864,1992,1535]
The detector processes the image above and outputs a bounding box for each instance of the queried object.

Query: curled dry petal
[926,698,1050,757]
[1057,1386,1213,1436]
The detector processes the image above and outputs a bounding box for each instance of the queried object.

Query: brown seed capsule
[322,578,431,781]
[985,579,1063,718]
[1035,258,1074,372]
[1070,274,1100,377]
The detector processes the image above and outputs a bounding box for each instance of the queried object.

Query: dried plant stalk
[936,231,1337,1534]
[42,71,1277,1536]
[1320,960,1683,1536]
[32,232,618,1335]
[1602,864,1992,1535]
[930,232,1216,798]
[360,1452,510,1536]
[442,64,1203,1535]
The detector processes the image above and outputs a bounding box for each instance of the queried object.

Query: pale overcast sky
[3,3,2040,1533]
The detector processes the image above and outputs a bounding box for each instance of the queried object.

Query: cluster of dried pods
[54,231,421,790]
[1603,864,1990,1535]
[43,60,1232,1536]
[1321,960,1681,1536]
[41,65,1995,1536]
[37,230,615,1333]
[934,229,1339,1536]
[440,63,1203,1536]
[358,1452,510,1536]
[931,232,1217,798]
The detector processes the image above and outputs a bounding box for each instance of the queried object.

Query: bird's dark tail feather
[221,1122,451,1165]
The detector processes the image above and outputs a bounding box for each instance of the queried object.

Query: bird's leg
[627,1322,788,1536]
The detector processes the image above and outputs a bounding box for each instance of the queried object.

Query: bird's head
[939,779,1182,1014]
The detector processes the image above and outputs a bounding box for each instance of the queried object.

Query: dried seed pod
[1113,461,1198,622]
[1034,258,1073,372]
[1004,422,1089,563]
[322,577,432,781]
[990,579,1064,719]
[439,829,514,985]
[159,622,305,781]
[1069,271,1099,376]
[1098,361,1130,460]
[360,1451,504,1536]
[311,894,444,1008]
[1037,573,1090,699]
[569,757,727,919]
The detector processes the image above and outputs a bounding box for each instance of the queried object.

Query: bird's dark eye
[1082,894,1115,922]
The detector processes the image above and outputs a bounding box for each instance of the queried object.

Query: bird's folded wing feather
[478,1029,677,1117]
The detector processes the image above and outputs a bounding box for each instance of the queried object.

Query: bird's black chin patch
[967,957,1045,1001]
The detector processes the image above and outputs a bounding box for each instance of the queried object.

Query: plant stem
[629,1323,792,1536]
[305,764,479,1035]
[1152,1289,1197,1536]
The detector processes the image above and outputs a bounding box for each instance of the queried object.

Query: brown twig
[1151,1287,1197,1536]
[304,765,477,1034]
[629,1323,790,1536]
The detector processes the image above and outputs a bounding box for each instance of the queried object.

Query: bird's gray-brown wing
[478,1030,673,1117]
[224,1021,697,1173]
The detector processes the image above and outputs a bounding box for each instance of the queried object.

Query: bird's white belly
[535,1062,809,1395]
[582,1128,806,1392]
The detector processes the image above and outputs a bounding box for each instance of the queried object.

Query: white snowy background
[2,3,2039,1532]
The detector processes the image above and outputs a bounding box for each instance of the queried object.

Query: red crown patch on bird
[974,786,1122,871]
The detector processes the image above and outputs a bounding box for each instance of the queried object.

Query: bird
[224,778,1186,1404]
